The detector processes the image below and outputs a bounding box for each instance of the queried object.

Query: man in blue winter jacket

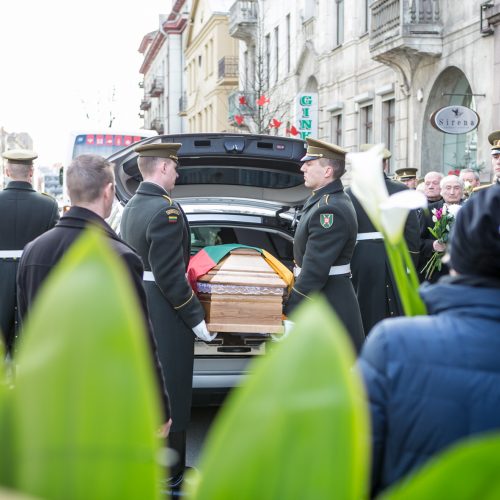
[357,184,500,497]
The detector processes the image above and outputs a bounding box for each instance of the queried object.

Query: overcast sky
[0,0,171,165]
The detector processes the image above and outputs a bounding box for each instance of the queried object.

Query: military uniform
[471,130,500,195]
[0,149,59,352]
[120,143,205,482]
[284,139,364,353]
[347,174,420,335]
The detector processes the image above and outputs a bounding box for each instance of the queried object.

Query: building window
[330,113,343,146]
[336,0,344,45]
[265,33,271,89]
[208,39,214,75]
[274,26,279,83]
[364,0,370,33]
[286,14,291,74]
[382,98,395,169]
[243,50,249,87]
[360,104,373,144]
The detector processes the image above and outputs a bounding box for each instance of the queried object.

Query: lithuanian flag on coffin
[187,244,294,293]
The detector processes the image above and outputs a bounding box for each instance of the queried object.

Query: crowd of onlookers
[357,158,500,495]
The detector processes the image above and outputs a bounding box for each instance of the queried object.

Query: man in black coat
[347,146,420,335]
[120,143,213,490]
[16,154,171,435]
[0,149,59,354]
[284,138,365,353]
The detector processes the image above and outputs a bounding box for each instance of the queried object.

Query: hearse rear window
[177,166,303,189]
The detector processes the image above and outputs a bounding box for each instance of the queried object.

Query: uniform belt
[143,271,188,281]
[143,271,155,282]
[0,250,23,258]
[356,232,383,241]
[293,263,351,278]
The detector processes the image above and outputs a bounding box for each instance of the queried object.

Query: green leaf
[186,295,370,500]
[379,434,500,500]
[12,228,163,500]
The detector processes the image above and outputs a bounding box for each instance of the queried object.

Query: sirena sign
[430,105,480,134]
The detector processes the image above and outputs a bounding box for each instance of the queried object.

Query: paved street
[186,405,222,467]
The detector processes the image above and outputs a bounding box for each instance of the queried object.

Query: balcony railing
[229,0,258,41]
[218,56,239,82]
[149,79,164,97]
[151,118,164,134]
[370,0,442,58]
[140,99,151,111]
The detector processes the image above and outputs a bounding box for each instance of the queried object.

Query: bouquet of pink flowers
[421,203,462,280]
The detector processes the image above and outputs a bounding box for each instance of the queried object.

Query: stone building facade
[138,0,500,181]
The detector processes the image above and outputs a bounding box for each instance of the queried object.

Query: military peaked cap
[359,143,392,160]
[395,167,418,180]
[301,138,347,162]
[488,130,500,154]
[2,149,38,164]
[135,143,182,162]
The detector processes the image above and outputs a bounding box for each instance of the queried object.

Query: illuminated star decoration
[238,95,248,106]
[286,125,299,136]
[234,114,244,125]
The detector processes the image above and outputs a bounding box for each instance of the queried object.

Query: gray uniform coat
[284,179,365,353]
[0,181,59,351]
[120,181,205,431]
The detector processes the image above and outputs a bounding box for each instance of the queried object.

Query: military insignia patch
[166,208,179,223]
[320,213,334,228]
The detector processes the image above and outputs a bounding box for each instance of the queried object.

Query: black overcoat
[16,206,170,418]
[347,176,421,335]
[120,182,204,432]
[284,179,365,353]
[0,181,59,351]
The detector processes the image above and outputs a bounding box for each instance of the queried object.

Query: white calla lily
[347,143,427,243]
[347,143,388,230]
[380,189,428,244]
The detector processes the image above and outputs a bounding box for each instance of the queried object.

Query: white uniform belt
[0,250,23,258]
[293,263,351,278]
[356,232,383,241]
[143,271,188,281]
[143,271,155,282]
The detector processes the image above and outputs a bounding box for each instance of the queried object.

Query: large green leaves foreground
[185,296,370,500]
[2,228,500,499]
[0,228,163,499]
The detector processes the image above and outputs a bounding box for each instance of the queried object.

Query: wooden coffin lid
[197,248,286,288]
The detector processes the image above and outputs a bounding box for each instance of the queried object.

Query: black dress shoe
[162,466,198,498]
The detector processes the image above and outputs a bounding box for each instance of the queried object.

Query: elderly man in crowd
[357,184,500,497]
[418,175,463,283]
[422,171,444,203]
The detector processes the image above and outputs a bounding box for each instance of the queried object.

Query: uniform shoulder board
[472,183,492,194]
[41,191,55,198]
[162,194,173,205]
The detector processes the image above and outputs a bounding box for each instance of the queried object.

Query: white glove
[283,320,295,336]
[272,320,295,341]
[192,320,217,342]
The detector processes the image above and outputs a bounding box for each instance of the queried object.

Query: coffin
[197,248,286,334]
